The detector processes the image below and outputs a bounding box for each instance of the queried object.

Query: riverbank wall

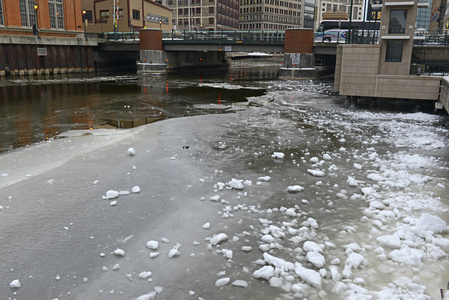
[0,35,97,76]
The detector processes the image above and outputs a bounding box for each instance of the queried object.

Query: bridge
[99,30,340,54]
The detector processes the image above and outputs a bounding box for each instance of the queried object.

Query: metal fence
[104,32,139,41]
[410,61,449,76]
[412,32,449,46]
[162,30,285,43]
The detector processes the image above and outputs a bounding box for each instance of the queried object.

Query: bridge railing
[412,32,449,46]
[105,32,140,41]
[162,30,285,43]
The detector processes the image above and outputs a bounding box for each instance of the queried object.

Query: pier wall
[0,36,96,76]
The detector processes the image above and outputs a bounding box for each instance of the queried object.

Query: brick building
[0,0,84,38]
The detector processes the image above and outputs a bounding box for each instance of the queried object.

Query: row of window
[177,7,215,15]
[240,14,300,22]
[240,6,300,15]
[217,7,239,19]
[240,22,298,29]
[18,0,64,29]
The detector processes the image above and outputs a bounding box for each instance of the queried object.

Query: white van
[314,30,348,43]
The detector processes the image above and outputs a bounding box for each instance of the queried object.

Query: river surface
[0,60,449,300]
[0,59,442,153]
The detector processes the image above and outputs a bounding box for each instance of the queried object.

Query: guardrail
[412,32,449,46]
[163,30,285,43]
[102,30,285,43]
[104,31,140,41]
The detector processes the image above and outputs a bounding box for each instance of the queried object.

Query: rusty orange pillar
[140,29,163,50]
[284,28,314,54]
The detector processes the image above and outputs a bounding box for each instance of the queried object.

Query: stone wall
[338,44,380,97]
[337,44,441,101]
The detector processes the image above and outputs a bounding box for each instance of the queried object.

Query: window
[0,0,3,25]
[83,10,93,23]
[389,10,407,34]
[118,9,124,19]
[209,17,214,24]
[49,0,64,29]
[385,40,403,62]
[20,0,37,27]
[132,9,140,20]
[100,10,109,23]
[209,7,214,13]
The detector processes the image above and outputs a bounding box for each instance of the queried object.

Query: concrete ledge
[0,34,99,46]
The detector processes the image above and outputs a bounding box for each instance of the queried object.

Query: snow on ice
[2,82,449,300]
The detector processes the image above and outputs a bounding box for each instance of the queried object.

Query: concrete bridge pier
[137,29,167,74]
[279,29,316,80]
[137,29,229,74]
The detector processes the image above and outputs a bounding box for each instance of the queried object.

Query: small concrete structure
[279,28,330,80]
[335,0,448,113]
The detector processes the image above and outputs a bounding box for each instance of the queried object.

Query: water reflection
[0,62,279,152]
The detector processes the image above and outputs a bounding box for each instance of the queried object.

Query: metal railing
[410,61,449,76]
[163,30,285,43]
[412,32,449,46]
[105,31,140,41]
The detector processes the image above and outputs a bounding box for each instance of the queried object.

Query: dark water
[0,62,281,152]
[0,59,446,153]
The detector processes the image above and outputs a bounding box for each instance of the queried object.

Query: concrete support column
[280,28,318,79]
[137,29,167,74]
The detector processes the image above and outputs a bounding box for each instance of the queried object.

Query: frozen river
[0,62,449,300]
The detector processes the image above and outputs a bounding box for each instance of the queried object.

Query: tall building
[164,0,239,31]
[239,0,310,31]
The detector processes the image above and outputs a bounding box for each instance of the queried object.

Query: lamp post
[347,0,354,44]
[82,9,87,40]
[159,21,162,29]
[34,3,40,39]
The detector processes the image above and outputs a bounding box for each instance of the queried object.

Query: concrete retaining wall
[440,77,449,113]
[337,44,441,101]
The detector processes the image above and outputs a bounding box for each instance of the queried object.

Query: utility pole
[348,0,354,43]
[34,3,40,39]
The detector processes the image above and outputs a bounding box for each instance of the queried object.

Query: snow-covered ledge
[381,35,411,39]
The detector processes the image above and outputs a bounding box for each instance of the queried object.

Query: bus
[316,20,380,33]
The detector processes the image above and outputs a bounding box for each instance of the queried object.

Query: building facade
[161,0,239,31]
[0,0,84,38]
[239,0,303,30]
[81,0,173,33]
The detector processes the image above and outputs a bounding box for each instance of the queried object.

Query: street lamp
[34,4,40,39]
[159,21,162,29]
[82,9,87,40]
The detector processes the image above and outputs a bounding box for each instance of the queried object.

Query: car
[314,29,348,43]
